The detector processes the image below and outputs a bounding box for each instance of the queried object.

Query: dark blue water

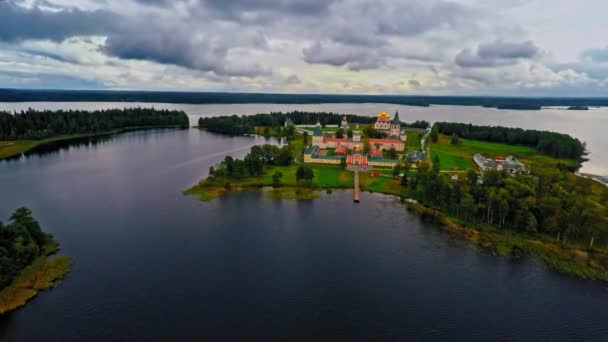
[0,129,607,341]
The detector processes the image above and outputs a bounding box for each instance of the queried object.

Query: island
[0,208,70,314]
[187,111,608,282]
[568,106,590,110]
[0,108,190,160]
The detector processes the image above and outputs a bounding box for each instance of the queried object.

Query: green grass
[405,131,422,148]
[0,134,96,159]
[430,134,578,171]
[0,256,71,314]
[0,238,71,314]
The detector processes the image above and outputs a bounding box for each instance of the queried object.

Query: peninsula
[0,108,190,159]
[0,208,70,314]
[187,111,608,282]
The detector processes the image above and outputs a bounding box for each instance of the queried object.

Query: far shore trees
[0,108,189,141]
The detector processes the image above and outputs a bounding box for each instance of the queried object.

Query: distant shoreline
[2,89,608,108]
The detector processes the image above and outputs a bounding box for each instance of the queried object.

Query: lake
[1,102,606,177]
[0,125,607,340]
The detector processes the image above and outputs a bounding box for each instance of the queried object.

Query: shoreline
[0,125,187,160]
[0,241,71,315]
[185,183,608,283]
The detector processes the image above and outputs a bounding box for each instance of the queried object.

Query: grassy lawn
[360,173,402,195]
[405,131,422,149]
[430,134,578,172]
[0,141,40,159]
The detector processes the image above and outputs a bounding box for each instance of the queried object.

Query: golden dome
[354,144,360,150]
[377,111,390,119]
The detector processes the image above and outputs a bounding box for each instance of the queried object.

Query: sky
[1,0,608,96]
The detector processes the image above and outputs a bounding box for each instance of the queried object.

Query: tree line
[0,108,190,141]
[198,112,429,136]
[402,160,608,248]
[435,122,586,160]
[0,208,55,289]
[210,144,293,179]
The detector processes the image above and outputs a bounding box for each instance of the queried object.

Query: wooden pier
[354,170,360,203]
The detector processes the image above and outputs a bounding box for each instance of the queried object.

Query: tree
[209,166,215,177]
[347,128,353,139]
[335,128,344,139]
[303,131,309,146]
[296,165,314,187]
[450,133,460,145]
[401,173,408,186]
[392,164,402,177]
[274,146,293,166]
[362,138,371,154]
[272,171,283,187]
[430,124,439,143]
[387,147,398,159]
[432,154,440,173]
[224,156,234,176]
[340,157,347,170]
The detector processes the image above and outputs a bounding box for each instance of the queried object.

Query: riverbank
[187,179,608,282]
[0,240,71,315]
[0,125,187,160]
[405,201,608,282]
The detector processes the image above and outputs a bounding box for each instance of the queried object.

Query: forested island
[0,108,190,159]
[187,112,608,282]
[0,208,70,314]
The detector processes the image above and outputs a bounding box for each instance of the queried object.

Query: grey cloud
[104,29,270,77]
[477,40,538,59]
[302,41,385,71]
[409,79,421,87]
[581,47,608,63]
[375,1,470,36]
[0,2,117,42]
[285,74,302,84]
[455,40,539,68]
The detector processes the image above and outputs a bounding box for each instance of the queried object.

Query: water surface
[0,128,607,341]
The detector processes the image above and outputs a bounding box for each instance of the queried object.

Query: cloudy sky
[1,0,608,95]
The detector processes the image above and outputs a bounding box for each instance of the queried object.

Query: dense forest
[404,162,608,248]
[0,108,189,140]
[2,89,608,109]
[197,112,428,136]
[0,208,55,289]
[435,122,586,160]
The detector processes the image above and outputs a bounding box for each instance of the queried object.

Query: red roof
[370,149,382,155]
[335,146,346,154]
[368,138,402,144]
[495,156,505,160]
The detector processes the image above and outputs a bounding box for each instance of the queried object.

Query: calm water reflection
[0,128,607,341]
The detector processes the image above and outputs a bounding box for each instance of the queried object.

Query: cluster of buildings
[305,111,411,167]
[474,154,527,174]
[311,112,406,152]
